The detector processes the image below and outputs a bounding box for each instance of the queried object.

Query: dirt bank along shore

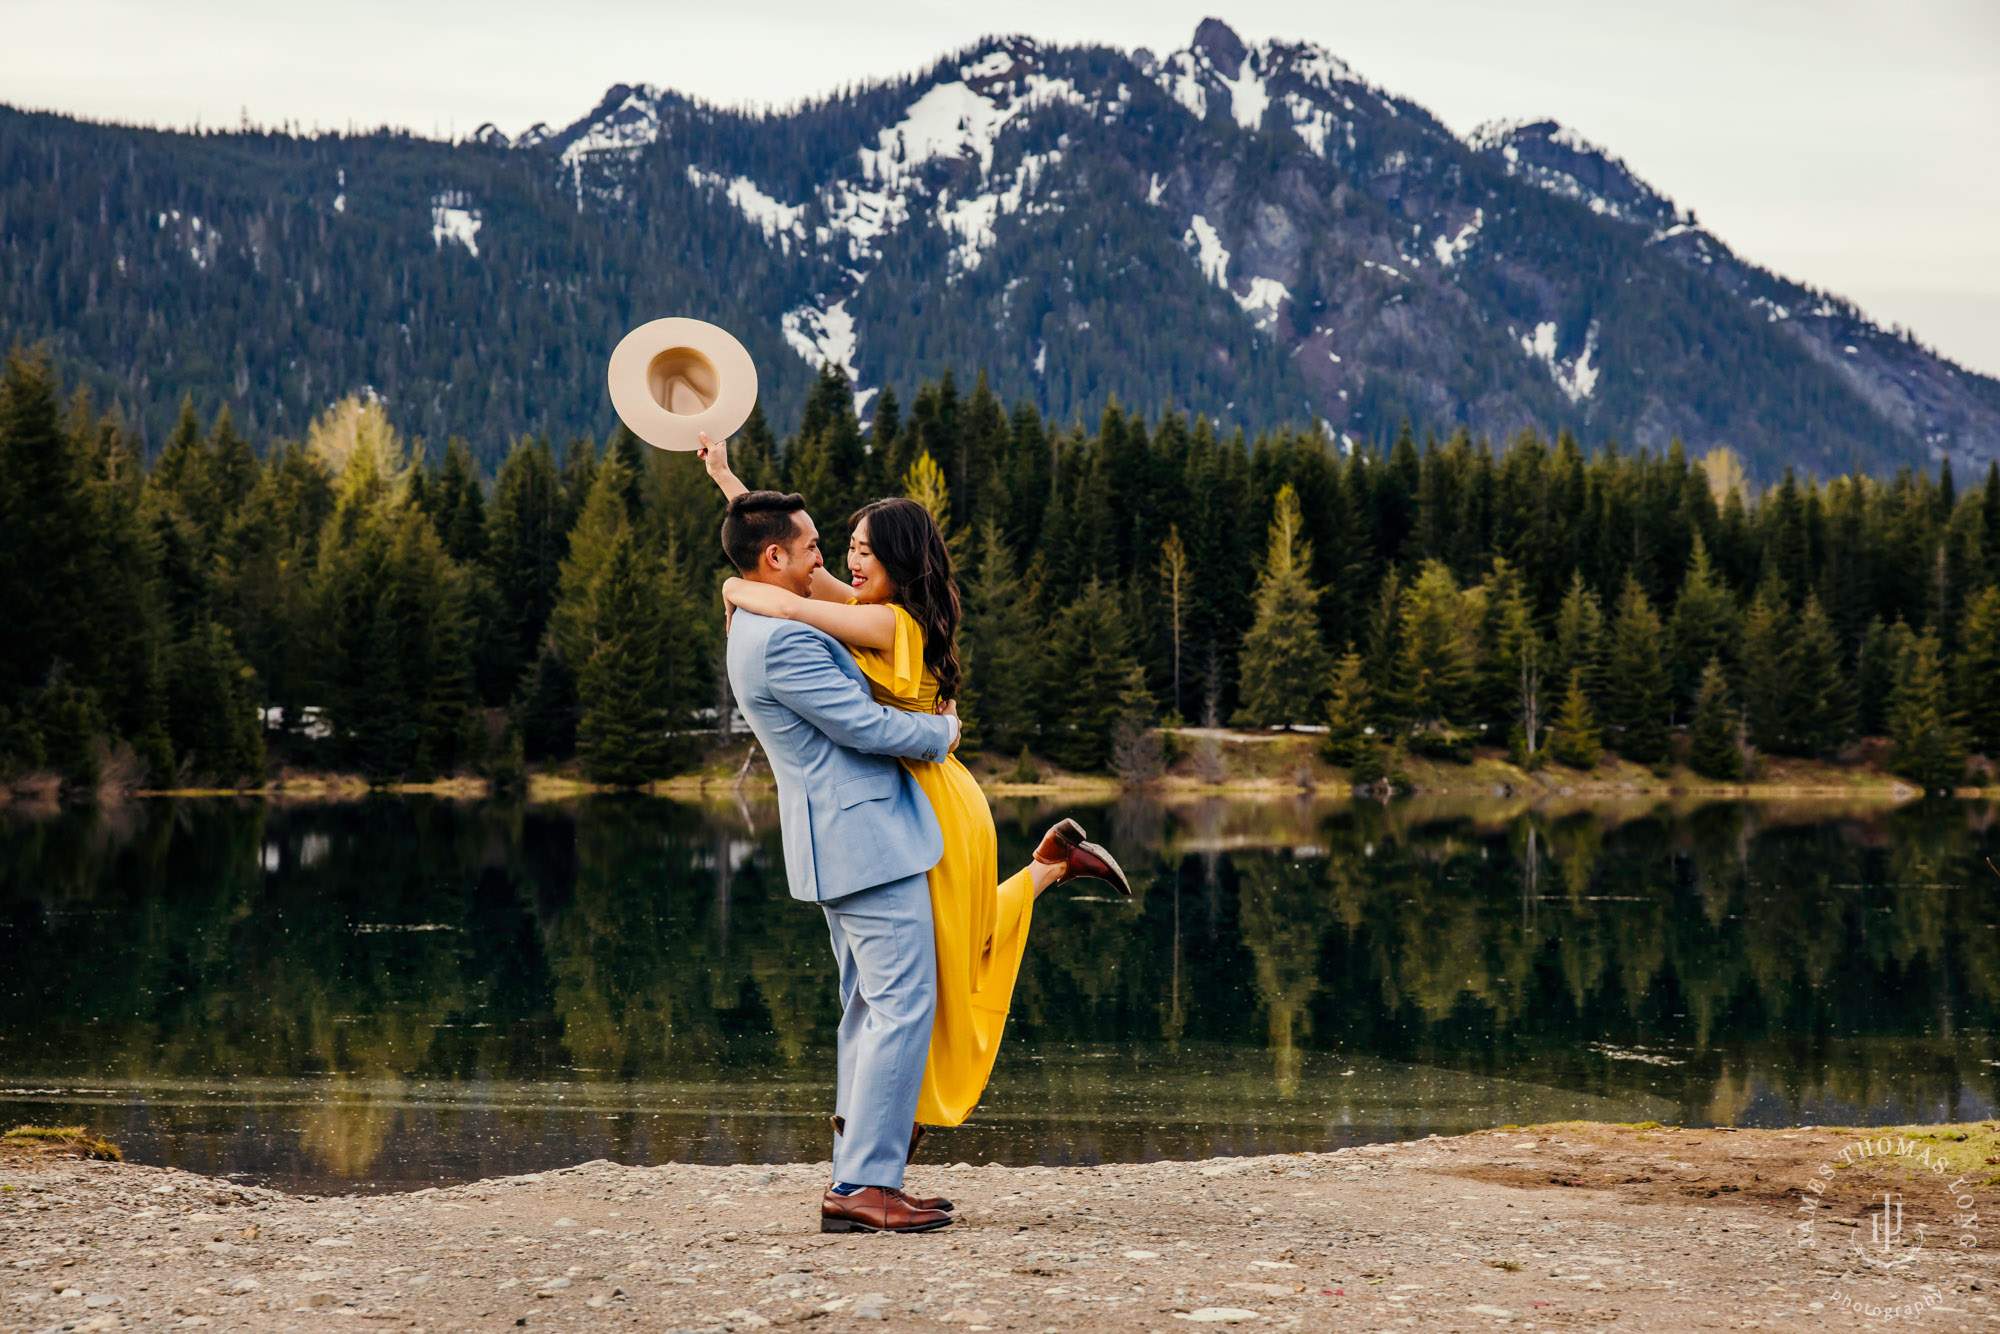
[6,1122,1999,1332]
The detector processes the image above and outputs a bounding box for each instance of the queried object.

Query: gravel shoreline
[6,1123,1997,1332]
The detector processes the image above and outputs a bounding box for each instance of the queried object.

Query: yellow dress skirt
[847,603,1035,1126]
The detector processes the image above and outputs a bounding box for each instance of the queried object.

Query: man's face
[766,511,823,597]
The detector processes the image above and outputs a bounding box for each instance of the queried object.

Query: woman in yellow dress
[699,436,1129,1134]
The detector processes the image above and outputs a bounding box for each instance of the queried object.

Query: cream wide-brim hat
[606,317,759,451]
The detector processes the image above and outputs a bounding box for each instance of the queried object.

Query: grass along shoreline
[6,728,1986,806]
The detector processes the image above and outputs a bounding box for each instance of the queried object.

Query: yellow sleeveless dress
[847,603,1035,1126]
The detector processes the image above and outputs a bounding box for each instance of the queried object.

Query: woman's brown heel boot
[1033,818,1133,897]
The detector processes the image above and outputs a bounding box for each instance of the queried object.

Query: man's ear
[761,541,785,570]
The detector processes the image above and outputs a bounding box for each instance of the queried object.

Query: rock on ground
[4,1123,1998,1331]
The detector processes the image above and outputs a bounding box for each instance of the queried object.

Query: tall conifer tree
[1235,484,1330,727]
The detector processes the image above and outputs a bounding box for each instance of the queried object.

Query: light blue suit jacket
[726,610,956,903]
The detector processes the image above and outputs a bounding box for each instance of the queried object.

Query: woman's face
[847,517,897,604]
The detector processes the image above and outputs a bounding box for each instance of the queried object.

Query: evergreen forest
[4,346,1998,795]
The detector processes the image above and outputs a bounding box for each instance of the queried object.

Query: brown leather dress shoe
[829,1118,953,1211]
[1034,818,1133,897]
[821,1185,953,1233]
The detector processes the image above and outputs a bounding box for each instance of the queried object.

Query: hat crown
[648,346,718,415]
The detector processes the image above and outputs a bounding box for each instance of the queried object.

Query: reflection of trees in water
[6,796,2000,1145]
[1232,852,1338,1096]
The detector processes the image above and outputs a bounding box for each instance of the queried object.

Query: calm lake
[4,793,1998,1192]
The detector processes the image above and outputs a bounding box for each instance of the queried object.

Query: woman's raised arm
[697,432,747,501]
[722,577,898,651]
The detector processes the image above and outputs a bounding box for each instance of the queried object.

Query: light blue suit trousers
[823,871,936,1189]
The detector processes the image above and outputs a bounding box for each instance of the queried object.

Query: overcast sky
[7,0,1997,375]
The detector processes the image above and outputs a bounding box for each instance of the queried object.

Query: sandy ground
[6,1123,2000,1333]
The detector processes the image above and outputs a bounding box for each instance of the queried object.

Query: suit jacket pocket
[834,772,898,810]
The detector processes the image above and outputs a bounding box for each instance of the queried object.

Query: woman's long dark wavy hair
[849,497,962,703]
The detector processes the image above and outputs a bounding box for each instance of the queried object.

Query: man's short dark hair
[721,490,808,572]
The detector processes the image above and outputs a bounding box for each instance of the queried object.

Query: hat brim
[607,317,760,452]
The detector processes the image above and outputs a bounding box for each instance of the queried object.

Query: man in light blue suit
[720,489,959,1234]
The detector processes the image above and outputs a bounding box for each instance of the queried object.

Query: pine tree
[1957,585,2000,755]
[1322,648,1376,767]
[515,645,577,762]
[1547,669,1603,770]
[433,437,488,564]
[1042,578,1139,771]
[1550,571,1605,703]
[1738,577,1792,753]
[1603,575,1671,764]
[167,621,265,785]
[1475,556,1537,733]
[0,352,106,707]
[484,435,569,696]
[577,530,671,786]
[552,454,633,668]
[1235,484,1330,727]
[1668,533,1737,712]
[1983,463,2000,589]
[1687,657,1742,780]
[730,400,781,492]
[904,451,951,525]
[1787,593,1852,757]
[1887,627,1967,789]
[1109,661,1163,785]
[1392,558,1474,731]
[961,518,1039,754]
[1855,617,1897,736]
[1161,524,1191,719]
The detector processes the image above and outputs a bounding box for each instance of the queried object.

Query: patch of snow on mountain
[782,301,858,374]
[430,194,481,257]
[818,181,909,261]
[1284,94,1342,157]
[861,74,1077,187]
[961,49,1017,81]
[1466,118,1532,153]
[1184,215,1229,288]
[1147,172,1165,206]
[1431,209,1483,267]
[1279,42,1359,92]
[687,166,808,249]
[1520,320,1600,402]
[1750,296,1792,322]
[1548,124,1603,154]
[935,150,1063,272]
[1033,341,1047,376]
[1235,276,1290,330]
[1565,324,1600,401]
[1217,55,1269,130]
[559,86,665,169]
[515,123,552,149]
[1154,51,1209,119]
[863,81,1011,182]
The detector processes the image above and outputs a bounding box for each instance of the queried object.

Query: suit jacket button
[923,750,936,761]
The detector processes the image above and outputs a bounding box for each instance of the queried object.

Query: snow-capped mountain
[4,19,1996,478]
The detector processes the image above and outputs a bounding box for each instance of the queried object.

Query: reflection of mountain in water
[1,795,1997,1190]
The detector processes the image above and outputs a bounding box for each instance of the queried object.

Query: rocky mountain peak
[1191,17,1249,79]
[1468,117,1677,228]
